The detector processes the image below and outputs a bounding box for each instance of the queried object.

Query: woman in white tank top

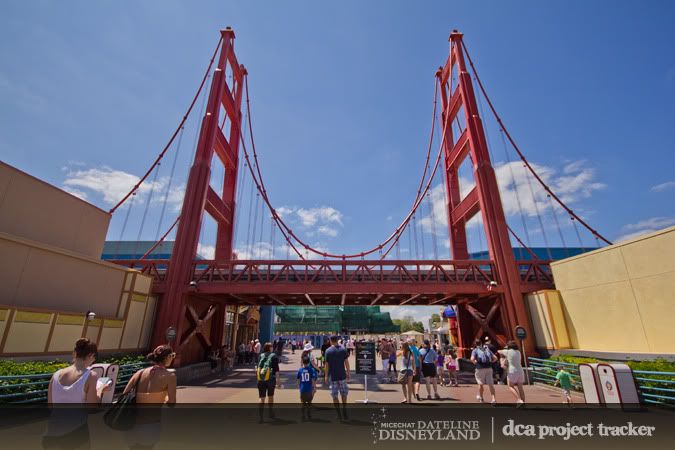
[43,338,110,448]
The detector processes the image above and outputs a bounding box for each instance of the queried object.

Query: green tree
[430,313,441,328]
[412,321,425,333]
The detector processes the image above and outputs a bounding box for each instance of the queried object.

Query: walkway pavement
[177,349,584,404]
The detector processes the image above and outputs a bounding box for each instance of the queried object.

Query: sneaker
[427,394,432,400]
[491,399,496,406]
[434,393,441,400]
[516,400,524,408]
[476,395,483,403]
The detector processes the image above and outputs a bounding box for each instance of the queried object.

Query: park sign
[515,326,527,340]
[355,341,376,375]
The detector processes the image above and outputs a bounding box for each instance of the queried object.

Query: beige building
[0,161,156,356]
[527,226,675,357]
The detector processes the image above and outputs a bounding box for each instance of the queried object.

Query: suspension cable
[500,129,532,247]
[134,159,161,256]
[114,193,136,258]
[547,194,570,258]
[155,125,185,240]
[506,225,541,260]
[109,37,224,213]
[140,215,180,260]
[241,74,448,259]
[460,40,612,245]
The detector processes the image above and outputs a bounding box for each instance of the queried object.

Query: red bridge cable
[140,215,180,260]
[506,224,540,261]
[460,40,612,246]
[109,36,224,214]
[242,74,446,259]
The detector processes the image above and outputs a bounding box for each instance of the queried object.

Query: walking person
[484,337,502,384]
[554,365,574,405]
[419,340,441,400]
[297,355,318,421]
[256,343,281,421]
[121,345,177,449]
[499,341,526,406]
[407,339,423,401]
[388,340,398,377]
[398,342,414,404]
[44,338,111,448]
[445,350,459,387]
[379,339,392,382]
[324,336,350,421]
[254,339,262,363]
[435,345,446,386]
[471,339,497,405]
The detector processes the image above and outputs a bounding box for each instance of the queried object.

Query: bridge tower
[151,28,246,363]
[438,30,534,354]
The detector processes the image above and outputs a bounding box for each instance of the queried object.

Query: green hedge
[550,355,675,372]
[0,354,146,377]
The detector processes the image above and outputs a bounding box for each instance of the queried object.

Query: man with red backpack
[256,342,280,421]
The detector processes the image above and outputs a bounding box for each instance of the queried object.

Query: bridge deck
[112,259,554,306]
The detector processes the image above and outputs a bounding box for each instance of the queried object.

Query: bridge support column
[439,30,536,355]
[150,28,246,364]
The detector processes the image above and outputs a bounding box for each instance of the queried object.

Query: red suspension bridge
[109,28,610,365]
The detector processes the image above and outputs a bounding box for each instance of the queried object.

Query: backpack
[257,352,276,381]
[476,347,492,365]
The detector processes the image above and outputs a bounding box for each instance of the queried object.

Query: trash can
[579,363,604,404]
[597,363,640,406]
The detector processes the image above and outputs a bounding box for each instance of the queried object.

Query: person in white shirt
[44,338,111,447]
[498,341,526,406]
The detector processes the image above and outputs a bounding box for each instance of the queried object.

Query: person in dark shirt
[256,343,281,421]
[324,336,350,421]
[320,338,331,369]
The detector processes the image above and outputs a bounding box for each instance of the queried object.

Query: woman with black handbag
[419,339,441,400]
[107,345,176,448]
[398,342,414,404]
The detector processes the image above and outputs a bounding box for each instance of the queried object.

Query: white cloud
[296,206,343,227]
[62,188,88,201]
[197,244,215,259]
[273,205,344,239]
[317,225,338,237]
[650,181,675,193]
[616,216,675,242]
[62,164,185,211]
[416,159,605,237]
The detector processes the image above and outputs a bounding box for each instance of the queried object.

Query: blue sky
[2,1,675,322]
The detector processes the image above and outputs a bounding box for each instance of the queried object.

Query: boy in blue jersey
[297,355,318,420]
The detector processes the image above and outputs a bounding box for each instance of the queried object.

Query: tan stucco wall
[0,161,110,259]
[0,284,156,356]
[550,226,675,354]
[526,290,571,350]
[0,232,132,317]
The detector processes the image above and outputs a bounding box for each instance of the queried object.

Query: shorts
[422,363,437,378]
[329,379,349,399]
[561,388,571,397]
[300,391,314,404]
[258,380,276,398]
[475,367,494,385]
[382,358,390,371]
[412,369,421,383]
[507,371,524,385]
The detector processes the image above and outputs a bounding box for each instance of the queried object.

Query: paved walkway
[177,349,584,404]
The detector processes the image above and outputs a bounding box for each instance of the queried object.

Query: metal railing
[0,362,151,404]
[528,357,675,407]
